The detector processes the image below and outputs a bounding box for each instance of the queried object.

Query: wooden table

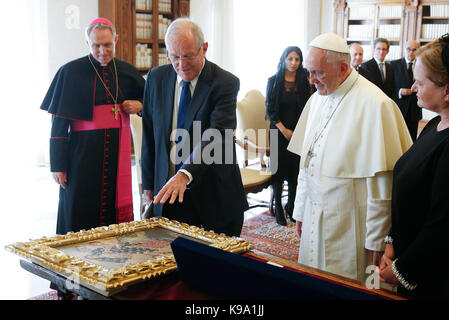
[20,249,405,300]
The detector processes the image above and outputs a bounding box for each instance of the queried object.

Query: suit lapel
[163,68,177,142]
[401,58,408,76]
[402,58,414,86]
[370,59,383,85]
[183,60,212,131]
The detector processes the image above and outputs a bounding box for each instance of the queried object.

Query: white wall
[47,0,98,80]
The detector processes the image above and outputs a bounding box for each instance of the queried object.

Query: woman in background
[265,46,311,226]
[380,35,449,299]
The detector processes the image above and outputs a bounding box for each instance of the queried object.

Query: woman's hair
[277,46,304,74]
[266,46,310,122]
[272,46,308,94]
[416,35,449,87]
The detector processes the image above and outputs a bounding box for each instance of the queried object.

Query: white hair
[326,50,350,65]
[164,17,204,50]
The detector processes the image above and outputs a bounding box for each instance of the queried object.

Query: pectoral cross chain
[305,149,316,168]
[112,104,120,120]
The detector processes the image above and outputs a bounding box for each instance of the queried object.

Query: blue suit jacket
[390,58,422,125]
[359,58,396,101]
[141,60,248,231]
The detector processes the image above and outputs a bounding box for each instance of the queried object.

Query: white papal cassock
[287,69,412,281]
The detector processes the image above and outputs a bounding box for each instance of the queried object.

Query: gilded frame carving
[5,217,251,296]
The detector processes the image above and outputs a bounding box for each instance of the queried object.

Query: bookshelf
[99,0,190,73]
[334,0,449,61]
[417,1,449,44]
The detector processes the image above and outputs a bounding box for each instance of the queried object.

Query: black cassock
[41,55,145,234]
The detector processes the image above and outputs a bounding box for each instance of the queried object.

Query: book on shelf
[158,47,170,66]
[349,5,374,20]
[421,23,449,40]
[136,13,153,40]
[378,24,401,39]
[158,0,172,12]
[135,0,173,12]
[159,15,172,40]
[136,0,153,11]
[136,44,152,69]
[378,5,402,19]
[387,45,400,61]
[429,4,449,17]
[348,24,373,39]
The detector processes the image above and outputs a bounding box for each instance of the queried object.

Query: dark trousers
[162,190,243,237]
[272,175,298,216]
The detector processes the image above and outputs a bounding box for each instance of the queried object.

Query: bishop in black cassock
[40,18,145,235]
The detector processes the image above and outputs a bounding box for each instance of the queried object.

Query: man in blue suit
[390,40,422,141]
[141,18,248,236]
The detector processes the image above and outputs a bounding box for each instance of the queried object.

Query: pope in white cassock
[287,33,413,282]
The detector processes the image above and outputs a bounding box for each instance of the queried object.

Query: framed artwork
[5,217,251,296]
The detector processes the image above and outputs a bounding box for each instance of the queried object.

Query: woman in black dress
[265,47,311,226]
[380,35,449,299]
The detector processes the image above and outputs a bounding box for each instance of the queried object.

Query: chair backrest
[130,114,143,184]
[236,90,270,163]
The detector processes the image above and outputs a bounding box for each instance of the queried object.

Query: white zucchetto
[309,33,349,54]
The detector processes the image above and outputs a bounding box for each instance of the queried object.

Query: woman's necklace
[88,55,120,120]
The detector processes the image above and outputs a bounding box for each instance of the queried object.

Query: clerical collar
[329,70,358,102]
[89,54,113,67]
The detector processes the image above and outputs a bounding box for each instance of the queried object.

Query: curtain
[191,0,310,99]
[190,0,235,73]
[233,0,308,99]
[0,0,49,168]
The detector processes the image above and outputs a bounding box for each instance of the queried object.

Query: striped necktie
[408,62,414,82]
[177,81,191,130]
[379,62,385,83]
[176,81,191,172]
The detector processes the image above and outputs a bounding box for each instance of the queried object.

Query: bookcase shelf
[334,0,449,61]
[417,2,449,43]
[99,0,190,73]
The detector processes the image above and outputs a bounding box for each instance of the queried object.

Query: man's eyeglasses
[168,47,202,63]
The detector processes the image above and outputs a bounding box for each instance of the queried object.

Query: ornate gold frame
[5,217,251,296]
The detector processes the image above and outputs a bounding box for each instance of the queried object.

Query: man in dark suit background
[390,40,422,141]
[359,38,396,100]
[141,18,248,236]
[349,42,364,71]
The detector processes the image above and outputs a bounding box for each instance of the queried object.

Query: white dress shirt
[169,61,205,183]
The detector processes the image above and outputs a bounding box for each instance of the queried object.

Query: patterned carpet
[240,211,299,262]
[30,290,58,300]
